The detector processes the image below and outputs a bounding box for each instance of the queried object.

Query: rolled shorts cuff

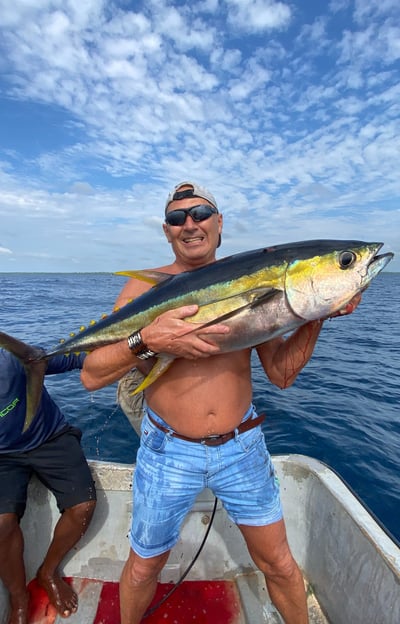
[129,532,177,559]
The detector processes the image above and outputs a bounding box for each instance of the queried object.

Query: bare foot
[8,591,30,624]
[36,567,78,617]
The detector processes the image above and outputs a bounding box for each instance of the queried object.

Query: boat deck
[5,456,399,624]
[27,572,329,623]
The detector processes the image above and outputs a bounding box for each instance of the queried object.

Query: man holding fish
[81,181,362,624]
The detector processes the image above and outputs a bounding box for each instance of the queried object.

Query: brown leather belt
[147,413,265,446]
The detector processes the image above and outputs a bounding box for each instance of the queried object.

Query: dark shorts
[0,425,96,518]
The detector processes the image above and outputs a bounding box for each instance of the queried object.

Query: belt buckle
[202,433,231,447]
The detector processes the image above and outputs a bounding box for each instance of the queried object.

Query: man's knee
[262,548,301,582]
[0,513,19,541]
[123,549,169,587]
[65,499,96,526]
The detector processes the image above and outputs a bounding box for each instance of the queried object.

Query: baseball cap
[165,181,218,213]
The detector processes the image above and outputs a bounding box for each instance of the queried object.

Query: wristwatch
[127,330,157,360]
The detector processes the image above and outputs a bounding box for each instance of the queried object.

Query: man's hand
[140,305,230,360]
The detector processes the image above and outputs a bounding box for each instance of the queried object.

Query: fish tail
[0,331,47,431]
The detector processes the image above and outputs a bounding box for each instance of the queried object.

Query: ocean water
[0,272,399,543]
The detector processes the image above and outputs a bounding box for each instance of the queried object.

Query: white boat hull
[1,455,399,623]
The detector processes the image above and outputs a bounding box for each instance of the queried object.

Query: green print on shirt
[0,397,20,418]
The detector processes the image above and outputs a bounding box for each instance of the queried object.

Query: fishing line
[143,495,218,618]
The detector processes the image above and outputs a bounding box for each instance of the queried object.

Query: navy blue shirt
[0,349,86,453]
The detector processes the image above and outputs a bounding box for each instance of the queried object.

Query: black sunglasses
[165,204,218,226]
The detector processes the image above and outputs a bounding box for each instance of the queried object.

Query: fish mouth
[369,250,394,269]
[367,249,394,281]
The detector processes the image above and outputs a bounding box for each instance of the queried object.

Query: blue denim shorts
[129,405,282,558]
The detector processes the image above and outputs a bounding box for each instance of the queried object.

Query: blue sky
[0,0,399,273]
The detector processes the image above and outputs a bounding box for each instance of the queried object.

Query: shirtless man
[0,349,96,624]
[81,181,360,624]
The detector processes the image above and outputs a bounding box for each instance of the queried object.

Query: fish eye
[339,251,356,269]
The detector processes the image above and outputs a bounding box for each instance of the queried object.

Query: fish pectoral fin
[181,288,281,334]
[249,288,281,308]
[130,355,175,395]
[115,270,173,285]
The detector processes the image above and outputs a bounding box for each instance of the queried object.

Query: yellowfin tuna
[0,239,393,431]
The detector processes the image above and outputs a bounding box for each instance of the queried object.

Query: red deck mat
[27,577,242,623]
[141,579,241,624]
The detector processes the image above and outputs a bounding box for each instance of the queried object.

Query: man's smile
[182,236,204,244]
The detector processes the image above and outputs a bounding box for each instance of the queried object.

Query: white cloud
[226,0,292,32]
[0,1,398,272]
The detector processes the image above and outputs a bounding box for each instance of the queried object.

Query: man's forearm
[81,340,143,391]
[257,320,323,389]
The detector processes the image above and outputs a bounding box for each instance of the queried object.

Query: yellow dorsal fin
[115,270,173,285]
